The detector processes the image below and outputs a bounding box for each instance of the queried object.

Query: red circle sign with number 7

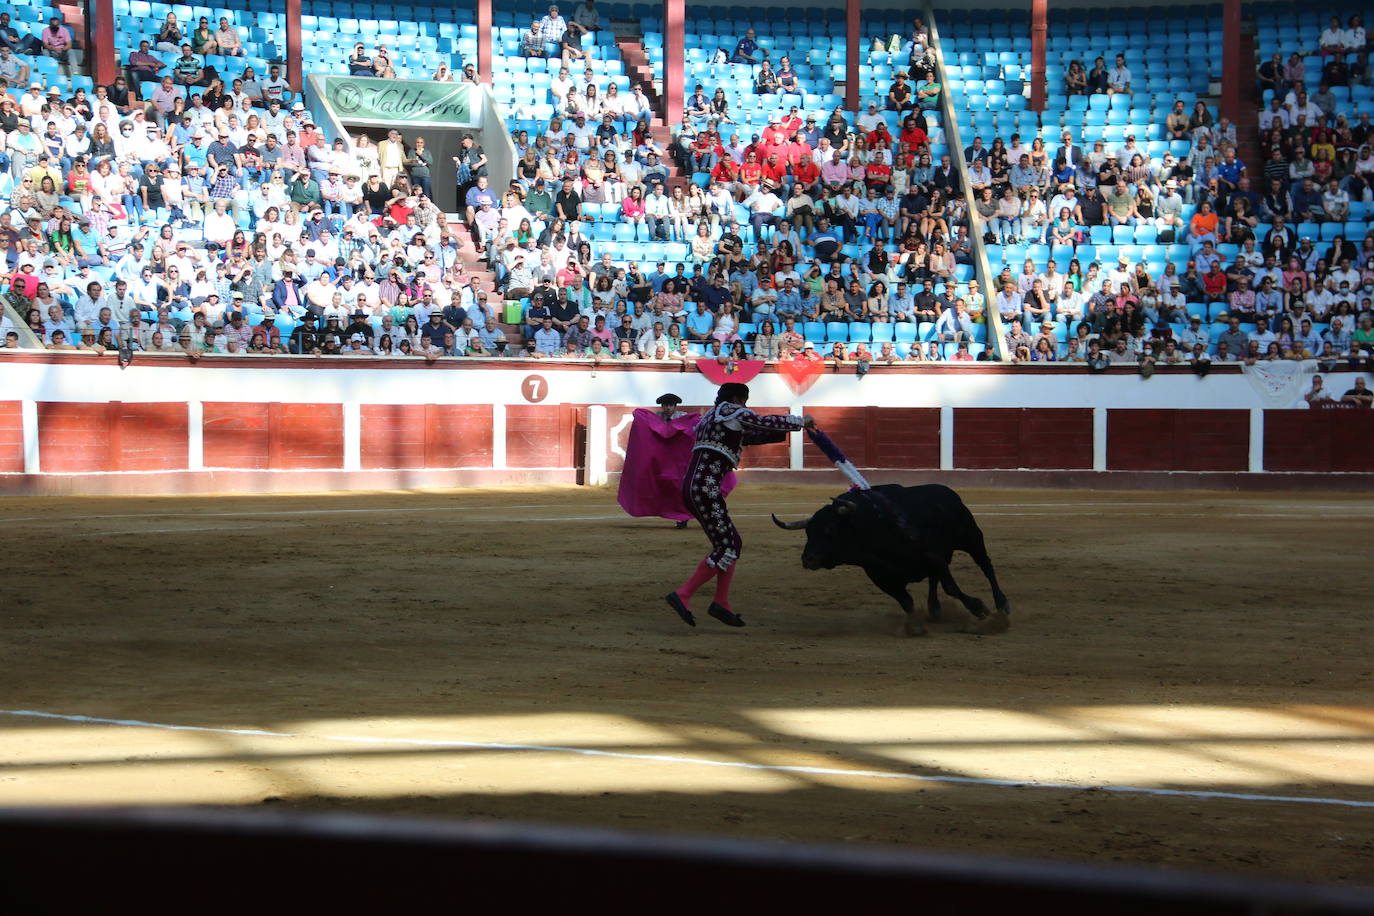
[521,375,549,403]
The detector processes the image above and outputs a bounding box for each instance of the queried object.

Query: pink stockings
[674,557,737,611]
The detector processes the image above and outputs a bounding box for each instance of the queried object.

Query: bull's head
[772,496,859,571]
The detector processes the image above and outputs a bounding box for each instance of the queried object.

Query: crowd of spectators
[8,8,1372,373]
[478,14,995,363]
[970,16,1374,373]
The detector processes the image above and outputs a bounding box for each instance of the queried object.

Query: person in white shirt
[644,185,672,241]
[1320,16,1346,55]
[856,103,884,134]
[550,67,573,104]
[203,200,235,245]
[1343,16,1366,53]
[1259,98,1289,130]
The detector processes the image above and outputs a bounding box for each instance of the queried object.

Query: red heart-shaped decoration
[696,358,766,385]
[777,356,825,395]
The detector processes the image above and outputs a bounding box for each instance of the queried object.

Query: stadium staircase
[613,32,689,191]
[445,217,527,347]
[1233,22,1263,173]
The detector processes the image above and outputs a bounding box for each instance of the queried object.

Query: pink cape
[617,409,737,522]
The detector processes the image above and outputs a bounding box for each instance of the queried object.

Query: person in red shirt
[867,122,894,152]
[899,115,929,149]
[792,155,820,195]
[387,196,414,226]
[738,151,763,190]
[865,150,892,191]
[691,130,721,173]
[776,107,803,135]
[760,153,788,195]
[1202,263,1228,299]
[711,156,740,196]
[776,131,805,168]
[9,264,39,300]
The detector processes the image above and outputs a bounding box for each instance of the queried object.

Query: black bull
[772,484,1011,636]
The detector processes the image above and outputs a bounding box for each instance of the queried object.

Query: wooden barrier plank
[1329,409,1374,472]
[115,403,188,471]
[426,404,494,468]
[1263,410,1331,472]
[274,404,344,470]
[1106,409,1178,471]
[803,407,868,468]
[953,408,1022,469]
[36,403,110,472]
[0,400,23,472]
[202,403,271,469]
[737,407,790,469]
[1020,408,1094,470]
[871,407,941,469]
[1177,409,1249,471]
[361,405,426,470]
[506,405,567,468]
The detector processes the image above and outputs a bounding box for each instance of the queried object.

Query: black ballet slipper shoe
[665,592,696,627]
[707,603,746,627]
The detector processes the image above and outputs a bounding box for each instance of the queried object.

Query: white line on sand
[3,709,1372,810]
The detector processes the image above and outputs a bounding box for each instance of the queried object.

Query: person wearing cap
[537,5,567,55]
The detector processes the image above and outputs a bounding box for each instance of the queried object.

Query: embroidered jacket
[693,401,805,467]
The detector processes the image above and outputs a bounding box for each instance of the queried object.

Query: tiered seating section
[114,0,282,90]
[12,1,1369,366]
[1,2,85,92]
[299,1,476,79]
[941,6,1257,362]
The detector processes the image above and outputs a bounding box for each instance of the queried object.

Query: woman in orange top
[1189,201,1219,249]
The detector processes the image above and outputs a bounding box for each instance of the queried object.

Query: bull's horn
[831,499,855,516]
[771,514,810,530]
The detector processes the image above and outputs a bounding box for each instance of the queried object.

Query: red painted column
[1030,0,1047,112]
[477,0,492,84]
[663,0,684,124]
[89,0,117,87]
[845,0,860,112]
[285,0,302,93]
[1220,0,1242,123]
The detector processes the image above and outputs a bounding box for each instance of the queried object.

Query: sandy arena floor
[1,484,1372,885]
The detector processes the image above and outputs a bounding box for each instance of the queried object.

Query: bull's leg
[926,576,943,622]
[865,569,927,637]
[927,553,991,620]
[966,529,1011,615]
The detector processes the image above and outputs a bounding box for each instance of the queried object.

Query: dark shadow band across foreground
[0,806,1371,914]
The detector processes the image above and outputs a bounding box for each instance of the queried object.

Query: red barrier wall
[9,402,1374,487]
[871,407,942,469]
[203,403,342,470]
[37,403,110,472]
[507,404,576,468]
[114,403,189,471]
[802,406,942,469]
[1265,409,1374,473]
[360,405,494,469]
[0,401,23,472]
[37,402,185,472]
[955,408,1093,470]
[273,403,343,470]
[1107,409,1249,472]
[203,403,271,470]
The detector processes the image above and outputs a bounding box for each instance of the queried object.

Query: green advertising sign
[321,76,477,127]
